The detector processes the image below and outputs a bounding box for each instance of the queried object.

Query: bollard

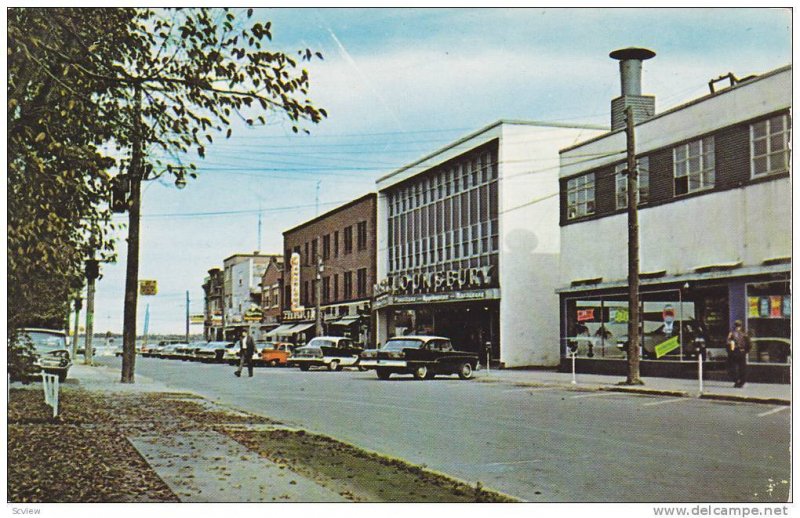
[571,350,577,385]
[41,373,60,418]
[697,352,703,396]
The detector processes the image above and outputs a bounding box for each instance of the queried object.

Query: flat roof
[378,119,607,185]
[560,64,792,154]
[283,192,376,236]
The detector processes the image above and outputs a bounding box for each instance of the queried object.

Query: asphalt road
[94,356,791,503]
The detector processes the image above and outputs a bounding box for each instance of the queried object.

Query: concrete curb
[477,376,791,405]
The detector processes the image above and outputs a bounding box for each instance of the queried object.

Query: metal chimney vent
[609,47,656,130]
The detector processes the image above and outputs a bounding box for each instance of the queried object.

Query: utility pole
[624,106,643,385]
[121,84,143,383]
[84,258,99,366]
[315,250,323,337]
[185,290,190,344]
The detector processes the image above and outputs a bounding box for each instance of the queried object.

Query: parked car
[360,335,479,380]
[290,336,363,371]
[158,343,183,359]
[19,328,73,382]
[194,341,235,363]
[258,342,293,367]
[616,320,708,360]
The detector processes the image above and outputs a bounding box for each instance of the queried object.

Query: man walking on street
[234,329,256,378]
[727,320,751,388]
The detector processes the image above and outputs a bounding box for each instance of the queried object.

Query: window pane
[754,139,768,156]
[752,121,767,138]
[770,115,785,133]
[753,156,768,175]
[769,152,787,172]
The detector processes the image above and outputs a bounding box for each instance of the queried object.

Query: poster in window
[748,297,760,318]
[614,308,629,323]
[577,309,594,322]
[770,296,782,318]
[783,296,791,317]
[759,297,770,317]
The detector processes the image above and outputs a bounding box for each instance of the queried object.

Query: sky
[88,7,792,335]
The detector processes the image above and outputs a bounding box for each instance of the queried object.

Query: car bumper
[290,357,325,366]
[359,359,407,369]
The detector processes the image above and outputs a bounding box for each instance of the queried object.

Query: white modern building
[374,120,605,367]
[223,252,281,339]
[557,51,790,381]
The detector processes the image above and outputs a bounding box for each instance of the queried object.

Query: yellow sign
[139,280,158,296]
[654,336,680,358]
[190,314,205,324]
[748,297,760,318]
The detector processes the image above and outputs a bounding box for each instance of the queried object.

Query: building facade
[276,193,377,345]
[223,252,281,340]
[374,120,605,367]
[202,267,224,341]
[558,58,791,380]
[260,257,284,330]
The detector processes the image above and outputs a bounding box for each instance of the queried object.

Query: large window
[356,268,367,297]
[322,234,331,260]
[566,173,595,220]
[673,137,715,195]
[343,226,353,254]
[615,157,649,209]
[343,271,353,299]
[751,114,790,178]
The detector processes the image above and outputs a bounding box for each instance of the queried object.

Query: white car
[290,336,363,371]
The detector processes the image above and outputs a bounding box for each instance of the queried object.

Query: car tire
[269,359,280,367]
[376,368,391,380]
[458,362,473,380]
[328,360,340,372]
[413,365,428,380]
[299,364,310,371]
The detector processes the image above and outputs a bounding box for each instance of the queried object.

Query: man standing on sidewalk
[727,320,751,388]
[234,329,256,378]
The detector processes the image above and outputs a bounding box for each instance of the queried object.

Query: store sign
[244,308,263,323]
[190,314,205,325]
[391,289,495,306]
[613,308,629,323]
[748,297,760,318]
[577,309,594,322]
[376,266,494,296]
[283,307,316,321]
[290,252,302,312]
[770,296,782,318]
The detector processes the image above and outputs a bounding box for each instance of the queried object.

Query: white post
[571,350,577,385]
[41,373,59,418]
[697,351,703,396]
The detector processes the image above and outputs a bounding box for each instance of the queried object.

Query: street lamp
[174,174,187,190]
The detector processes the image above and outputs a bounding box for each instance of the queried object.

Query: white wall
[560,178,792,284]
[498,124,605,367]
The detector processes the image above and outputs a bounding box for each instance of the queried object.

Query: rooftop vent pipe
[609,47,656,131]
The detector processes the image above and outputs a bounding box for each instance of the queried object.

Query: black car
[359,335,479,380]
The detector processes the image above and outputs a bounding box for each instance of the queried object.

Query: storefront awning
[287,322,315,335]
[330,316,360,326]
[265,324,295,337]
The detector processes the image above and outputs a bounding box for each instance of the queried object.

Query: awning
[329,316,360,327]
[265,324,296,337]
[287,322,315,335]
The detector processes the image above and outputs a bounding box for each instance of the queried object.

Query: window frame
[750,114,791,179]
[566,173,596,220]
[615,157,650,210]
[673,136,715,196]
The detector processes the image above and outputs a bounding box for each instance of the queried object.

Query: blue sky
[92,7,792,335]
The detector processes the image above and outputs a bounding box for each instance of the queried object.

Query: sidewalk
[65,362,345,502]
[478,366,792,405]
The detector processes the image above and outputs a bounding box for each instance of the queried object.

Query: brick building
[259,257,284,331]
[274,193,377,345]
[202,268,224,341]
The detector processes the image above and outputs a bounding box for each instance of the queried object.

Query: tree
[7,8,327,383]
[8,9,124,376]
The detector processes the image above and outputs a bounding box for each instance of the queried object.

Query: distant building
[276,193,377,345]
[259,257,284,331]
[374,120,605,367]
[202,267,224,341]
[223,252,281,340]
[557,51,790,381]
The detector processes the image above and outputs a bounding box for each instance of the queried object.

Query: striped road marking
[758,406,790,417]
[642,398,687,407]
[570,392,614,399]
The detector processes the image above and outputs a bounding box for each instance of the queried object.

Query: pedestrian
[726,320,751,388]
[234,329,256,378]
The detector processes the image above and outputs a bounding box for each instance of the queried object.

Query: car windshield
[382,339,423,351]
[307,339,336,348]
[24,331,67,351]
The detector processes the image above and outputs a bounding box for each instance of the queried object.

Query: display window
[746,281,791,364]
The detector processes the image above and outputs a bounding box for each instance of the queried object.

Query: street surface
[94,356,791,502]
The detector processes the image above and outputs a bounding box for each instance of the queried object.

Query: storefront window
[746,281,790,364]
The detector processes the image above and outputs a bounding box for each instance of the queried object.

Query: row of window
[288,220,370,266]
[387,149,499,274]
[292,268,369,306]
[566,113,791,220]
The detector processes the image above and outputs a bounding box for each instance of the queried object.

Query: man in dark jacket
[234,329,256,378]
[727,320,751,388]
